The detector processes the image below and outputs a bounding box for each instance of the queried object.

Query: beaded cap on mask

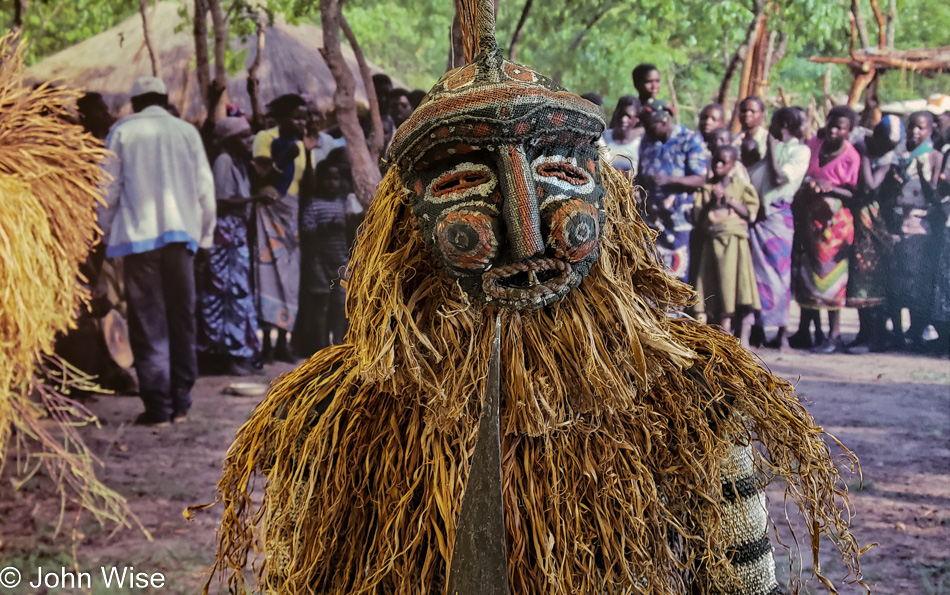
[388,1,606,310]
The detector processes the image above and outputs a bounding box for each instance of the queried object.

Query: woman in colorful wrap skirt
[790,105,860,353]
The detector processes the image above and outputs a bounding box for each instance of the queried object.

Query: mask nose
[498,145,544,261]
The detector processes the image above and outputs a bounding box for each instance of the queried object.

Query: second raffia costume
[208,2,863,593]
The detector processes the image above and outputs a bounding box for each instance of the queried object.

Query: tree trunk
[717,44,746,108]
[139,0,162,77]
[193,0,211,109]
[247,10,266,131]
[666,71,681,125]
[448,7,466,69]
[13,0,28,29]
[206,0,228,121]
[508,0,534,62]
[885,0,897,48]
[718,6,764,119]
[341,14,384,161]
[868,0,888,48]
[320,0,381,209]
[850,0,871,50]
[731,11,766,132]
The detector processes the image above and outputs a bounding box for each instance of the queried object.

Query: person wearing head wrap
[195,117,272,375]
[207,2,863,593]
[844,115,904,353]
[250,93,310,362]
[747,106,811,349]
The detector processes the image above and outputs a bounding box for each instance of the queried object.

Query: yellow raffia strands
[209,162,863,594]
[0,34,138,533]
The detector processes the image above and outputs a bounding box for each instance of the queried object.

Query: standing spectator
[698,103,726,147]
[372,73,393,108]
[845,115,903,354]
[388,88,415,129]
[790,105,860,353]
[197,117,272,375]
[580,92,604,107]
[884,111,942,349]
[76,92,113,140]
[603,95,643,174]
[638,100,708,282]
[98,77,215,425]
[747,107,811,349]
[632,63,661,107]
[251,93,310,363]
[707,127,751,183]
[692,145,760,336]
[733,96,768,166]
[931,109,950,354]
[295,148,362,355]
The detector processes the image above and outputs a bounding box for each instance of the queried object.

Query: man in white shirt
[98,77,216,426]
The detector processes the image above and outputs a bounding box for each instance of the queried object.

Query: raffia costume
[210,3,861,593]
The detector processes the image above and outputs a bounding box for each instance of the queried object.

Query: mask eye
[431,170,493,197]
[544,200,600,263]
[535,161,590,186]
[434,209,501,272]
[425,162,497,204]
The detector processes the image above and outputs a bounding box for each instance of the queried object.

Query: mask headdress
[389,0,607,310]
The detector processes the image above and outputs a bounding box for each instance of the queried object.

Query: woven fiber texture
[208,162,863,595]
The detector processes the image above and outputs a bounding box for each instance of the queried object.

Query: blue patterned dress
[197,152,262,360]
[638,125,708,282]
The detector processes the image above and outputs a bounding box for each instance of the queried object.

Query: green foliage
[4,0,947,119]
[3,0,140,65]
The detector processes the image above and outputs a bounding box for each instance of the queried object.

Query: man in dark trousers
[98,76,216,426]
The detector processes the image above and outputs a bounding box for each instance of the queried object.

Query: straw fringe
[0,33,136,532]
[209,162,861,593]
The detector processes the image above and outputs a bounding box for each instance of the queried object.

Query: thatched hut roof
[25,1,386,121]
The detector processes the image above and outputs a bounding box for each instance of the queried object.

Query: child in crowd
[693,145,761,337]
[706,127,751,182]
[295,148,363,356]
[885,111,943,349]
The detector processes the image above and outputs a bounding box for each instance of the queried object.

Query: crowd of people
[598,63,950,355]
[77,65,948,425]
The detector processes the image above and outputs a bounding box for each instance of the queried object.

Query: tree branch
[868,0,887,49]
[320,0,380,208]
[246,8,266,130]
[341,13,384,161]
[206,0,228,119]
[193,0,211,107]
[139,0,162,77]
[508,0,533,62]
[850,0,871,50]
[567,6,611,53]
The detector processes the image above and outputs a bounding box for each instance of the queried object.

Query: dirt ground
[1,312,948,594]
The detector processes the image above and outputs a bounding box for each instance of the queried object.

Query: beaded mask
[388,9,606,310]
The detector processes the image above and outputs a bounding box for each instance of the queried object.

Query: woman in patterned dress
[747,107,811,349]
[197,117,271,375]
[790,105,860,353]
[845,115,902,353]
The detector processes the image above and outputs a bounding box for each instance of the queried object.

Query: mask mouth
[481,257,574,309]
